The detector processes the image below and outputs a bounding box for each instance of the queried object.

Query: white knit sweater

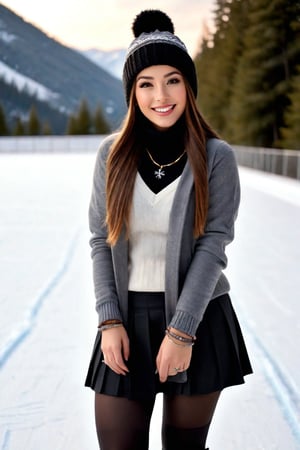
[128,173,181,291]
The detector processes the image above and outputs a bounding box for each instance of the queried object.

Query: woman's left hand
[156,329,193,383]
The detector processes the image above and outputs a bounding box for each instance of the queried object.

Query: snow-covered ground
[0,152,299,450]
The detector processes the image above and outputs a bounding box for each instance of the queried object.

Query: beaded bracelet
[166,333,194,347]
[166,328,196,344]
[98,323,123,332]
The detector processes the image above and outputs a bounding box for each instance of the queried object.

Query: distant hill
[0,4,126,133]
[81,48,126,80]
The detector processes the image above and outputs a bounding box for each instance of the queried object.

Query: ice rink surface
[0,151,299,449]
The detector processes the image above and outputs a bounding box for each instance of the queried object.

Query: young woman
[85,9,252,450]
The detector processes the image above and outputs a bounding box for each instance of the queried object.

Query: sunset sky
[2,0,216,57]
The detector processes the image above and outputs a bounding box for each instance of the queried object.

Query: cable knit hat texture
[122,10,198,104]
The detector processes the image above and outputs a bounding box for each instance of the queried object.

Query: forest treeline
[1,0,299,148]
[0,98,110,136]
[195,0,300,149]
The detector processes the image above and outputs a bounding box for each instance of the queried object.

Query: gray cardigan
[89,135,240,337]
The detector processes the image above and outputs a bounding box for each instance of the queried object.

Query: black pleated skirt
[85,292,252,401]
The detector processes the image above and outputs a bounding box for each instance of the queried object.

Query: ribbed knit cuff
[97,301,123,326]
[168,310,199,337]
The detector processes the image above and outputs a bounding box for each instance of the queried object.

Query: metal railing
[1,137,300,180]
[233,145,300,180]
[0,135,104,153]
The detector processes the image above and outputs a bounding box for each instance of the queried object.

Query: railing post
[232,145,300,180]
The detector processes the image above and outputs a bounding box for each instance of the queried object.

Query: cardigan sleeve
[169,140,240,336]
[88,135,123,325]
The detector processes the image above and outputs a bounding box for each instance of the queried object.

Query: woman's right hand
[101,326,130,375]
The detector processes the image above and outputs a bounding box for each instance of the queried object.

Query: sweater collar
[136,110,186,164]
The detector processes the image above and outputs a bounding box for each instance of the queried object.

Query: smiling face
[135,65,187,130]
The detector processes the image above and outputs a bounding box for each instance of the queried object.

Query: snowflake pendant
[154,168,165,179]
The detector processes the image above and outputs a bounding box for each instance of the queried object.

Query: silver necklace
[146,149,186,179]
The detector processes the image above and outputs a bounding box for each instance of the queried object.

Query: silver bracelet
[166,334,194,347]
[99,323,123,332]
[166,329,195,343]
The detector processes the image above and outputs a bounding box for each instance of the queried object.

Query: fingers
[157,364,168,383]
[122,334,130,362]
[101,327,130,376]
[103,350,129,375]
[156,335,192,382]
[171,366,185,374]
[157,365,186,382]
[156,357,184,382]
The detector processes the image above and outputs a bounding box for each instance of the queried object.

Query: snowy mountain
[0,5,126,133]
[0,60,59,102]
[81,48,126,80]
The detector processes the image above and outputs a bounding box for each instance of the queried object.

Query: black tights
[94,391,220,450]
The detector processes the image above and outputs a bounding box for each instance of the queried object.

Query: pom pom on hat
[123,10,198,104]
[132,10,174,37]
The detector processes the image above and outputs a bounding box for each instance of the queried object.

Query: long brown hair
[106,79,219,246]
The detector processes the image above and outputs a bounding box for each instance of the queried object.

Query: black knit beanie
[123,10,198,105]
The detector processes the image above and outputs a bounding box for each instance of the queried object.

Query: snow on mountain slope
[0,4,126,131]
[0,16,17,43]
[0,60,59,102]
[0,29,16,43]
[81,48,126,79]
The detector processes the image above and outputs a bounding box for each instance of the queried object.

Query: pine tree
[0,103,9,135]
[12,117,25,136]
[195,0,250,135]
[195,31,221,130]
[66,114,78,135]
[76,98,91,135]
[280,67,300,149]
[94,104,110,134]
[28,105,41,135]
[218,0,250,138]
[228,0,300,147]
[42,121,52,135]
